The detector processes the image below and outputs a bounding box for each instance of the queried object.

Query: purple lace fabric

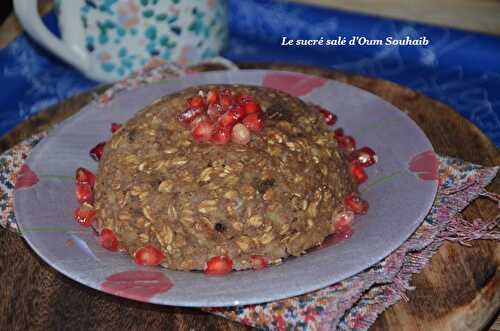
[1,63,498,331]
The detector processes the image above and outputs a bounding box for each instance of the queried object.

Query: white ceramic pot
[14,0,228,82]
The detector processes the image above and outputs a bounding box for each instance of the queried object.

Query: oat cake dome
[94,85,360,271]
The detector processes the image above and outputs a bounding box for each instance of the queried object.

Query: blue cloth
[1,0,499,146]
[0,13,96,135]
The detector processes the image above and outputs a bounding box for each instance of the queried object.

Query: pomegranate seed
[350,163,368,184]
[206,89,220,105]
[177,107,204,125]
[229,105,246,122]
[220,95,234,111]
[250,255,268,270]
[207,103,224,121]
[217,112,235,128]
[192,120,214,143]
[231,123,251,145]
[211,125,231,145]
[135,245,165,266]
[74,203,96,227]
[187,95,205,109]
[334,211,355,228]
[351,147,378,167]
[242,113,264,132]
[336,135,356,152]
[75,167,96,187]
[111,123,122,133]
[89,142,106,161]
[243,100,262,115]
[236,94,253,105]
[100,228,119,252]
[190,114,208,128]
[218,106,245,128]
[76,183,93,204]
[332,211,355,239]
[344,193,369,215]
[203,256,233,275]
[334,128,344,139]
[318,109,337,125]
[220,88,233,97]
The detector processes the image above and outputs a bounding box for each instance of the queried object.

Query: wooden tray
[0,63,498,331]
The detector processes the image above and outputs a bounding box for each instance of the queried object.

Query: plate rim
[14,69,439,307]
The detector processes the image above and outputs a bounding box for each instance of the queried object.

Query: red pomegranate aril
[220,88,233,97]
[206,89,220,105]
[207,103,224,121]
[242,113,264,132]
[74,203,96,227]
[334,211,355,228]
[76,183,93,204]
[211,125,231,145]
[350,163,368,184]
[187,95,205,109]
[229,105,246,122]
[204,256,233,275]
[351,147,378,167]
[75,167,96,187]
[231,123,251,145]
[332,211,354,240]
[250,255,268,270]
[178,107,204,125]
[111,123,122,133]
[135,245,165,266]
[319,109,337,125]
[89,142,106,161]
[334,128,344,139]
[218,106,245,128]
[217,112,236,128]
[243,100,262,114]
[336,135,356,152]
[192,120,214,143]
[100,228,119,252]
[344,193,369,215]
[190,114,208,128]
[220,95,234,111]
[181,90,267,145]
[236,94,253,105]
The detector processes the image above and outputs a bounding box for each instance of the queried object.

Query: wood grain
[0,63,499,331]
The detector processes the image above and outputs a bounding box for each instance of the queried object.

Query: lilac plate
[14,70,438,307]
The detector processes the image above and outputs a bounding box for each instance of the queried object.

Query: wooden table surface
[0,63,499,331]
